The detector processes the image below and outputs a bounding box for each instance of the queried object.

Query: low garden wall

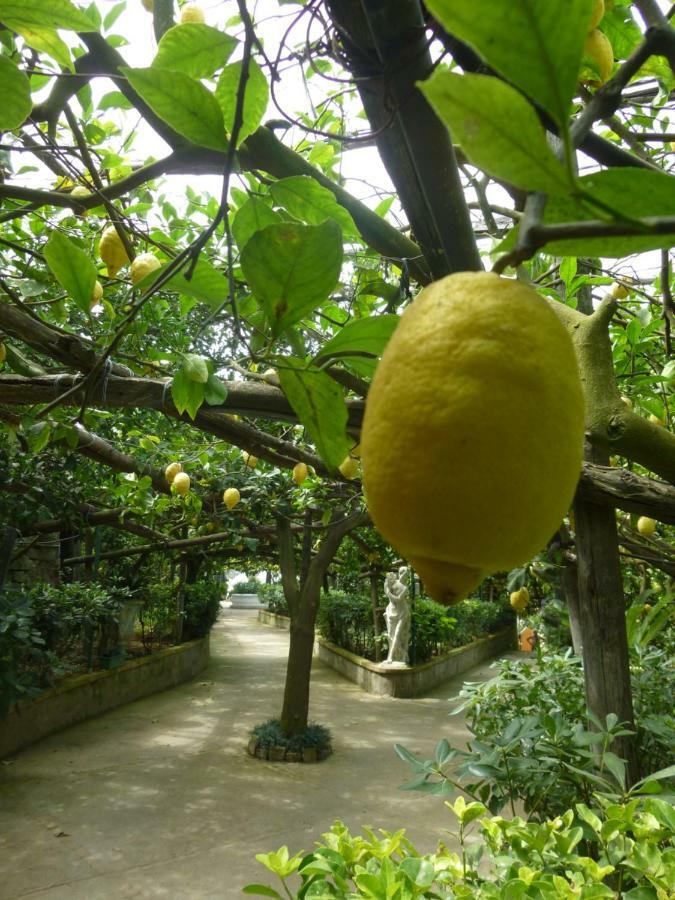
[257,610,516,697]
[1,636,209,759]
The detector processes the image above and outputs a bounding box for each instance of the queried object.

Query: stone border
[1,637,210,759]
[257,610,516,698]
[246,737,332,763]
[258,608,290,629]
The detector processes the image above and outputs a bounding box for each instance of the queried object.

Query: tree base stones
[246,735,332,764]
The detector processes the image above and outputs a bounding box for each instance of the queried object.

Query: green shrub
[317,591,514,664]
[231,579,261,594]
[0,588,55,715]
[246,792,675,898]
[258,584,289,616]
[396,646,675,821]
[251,718,331,753]
[28,581,120,657]
[183,580,221,639]
[139,581,177,648]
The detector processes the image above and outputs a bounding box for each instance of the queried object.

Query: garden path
[0,609,514,899]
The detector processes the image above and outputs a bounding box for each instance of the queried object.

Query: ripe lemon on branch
[360,272,584,605]
[99,225,129,278]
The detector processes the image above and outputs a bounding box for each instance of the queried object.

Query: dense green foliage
[251,719,331,753]
[316,591,514,664]
[247,794,675,898]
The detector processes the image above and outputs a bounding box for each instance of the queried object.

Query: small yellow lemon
[338,455,360,479]
[292,462,308,486]
[165,461,183,484]
[510,587,530,613]
[172,472,191,496]
[611,282,630,299]
[637,516,656,537]
[99,225,129,278]
[589,0,605,30]
[242,451,258,468]
[583,29,613,84]
[361,272,584,605]
[90,280,103,308]
[130,252,161,285]
[223,487,240,509]
[180,3,205,23]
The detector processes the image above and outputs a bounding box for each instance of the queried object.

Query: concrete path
[0,610,508,899]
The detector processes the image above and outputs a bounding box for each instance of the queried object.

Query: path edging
[1,636,210,758]
[257,610,516,697]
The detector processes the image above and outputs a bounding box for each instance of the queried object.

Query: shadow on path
[0,609,510,899]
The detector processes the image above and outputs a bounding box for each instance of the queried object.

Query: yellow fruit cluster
[165,461,191,496]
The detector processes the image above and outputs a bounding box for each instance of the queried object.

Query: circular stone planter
[246,737,332,763]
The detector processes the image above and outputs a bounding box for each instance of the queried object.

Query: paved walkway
[0,610,508,899]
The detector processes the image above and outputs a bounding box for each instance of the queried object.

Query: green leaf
[25,421,51,453]
[12,26,73,71]
[420,71,570,194]
[171,367,205,419]
[43,230,97,313]
[215,57,269,146]
[426,0,593,126]
[182,354,209,384]
[231,197,282,249]
[204,374,228,405]
[141,257,231,310]
[0,56,32,130]
[270,176,358,237]
[277,358,351,470]
[121,67,228,152]
[240,221,343,333]
[242,886,284,898]
[315,314,398,367]
[0,0,97,32]
[152,24,237,79]
[543,169,675,257]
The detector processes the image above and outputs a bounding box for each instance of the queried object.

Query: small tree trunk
[562,551,584,657]
[280,611,318,735]
[573,441,640,783]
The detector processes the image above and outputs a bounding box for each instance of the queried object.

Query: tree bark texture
[573,440,640,783]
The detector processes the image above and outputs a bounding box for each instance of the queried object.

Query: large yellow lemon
[361,272,584,605]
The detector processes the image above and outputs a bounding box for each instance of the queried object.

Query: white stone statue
[383,566,411,666]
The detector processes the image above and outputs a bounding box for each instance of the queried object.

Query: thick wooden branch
[577,464,675,524]
[326,0,480,278]
[0,300,132,377]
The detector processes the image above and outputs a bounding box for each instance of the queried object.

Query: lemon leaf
[231,197,282,249]
[315,315,399,367]
[215,58,269,146]
[420,71,571,194]
[152,24,237,79]
[270,176,358,238]
[0,0,97,32]
[277,358,351,471]
[241,221,343,333]
[0,56,32,130]
[43,231,97,314]
[121,66,228,152]
[171,367,205,419]
[426,0,593,126]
